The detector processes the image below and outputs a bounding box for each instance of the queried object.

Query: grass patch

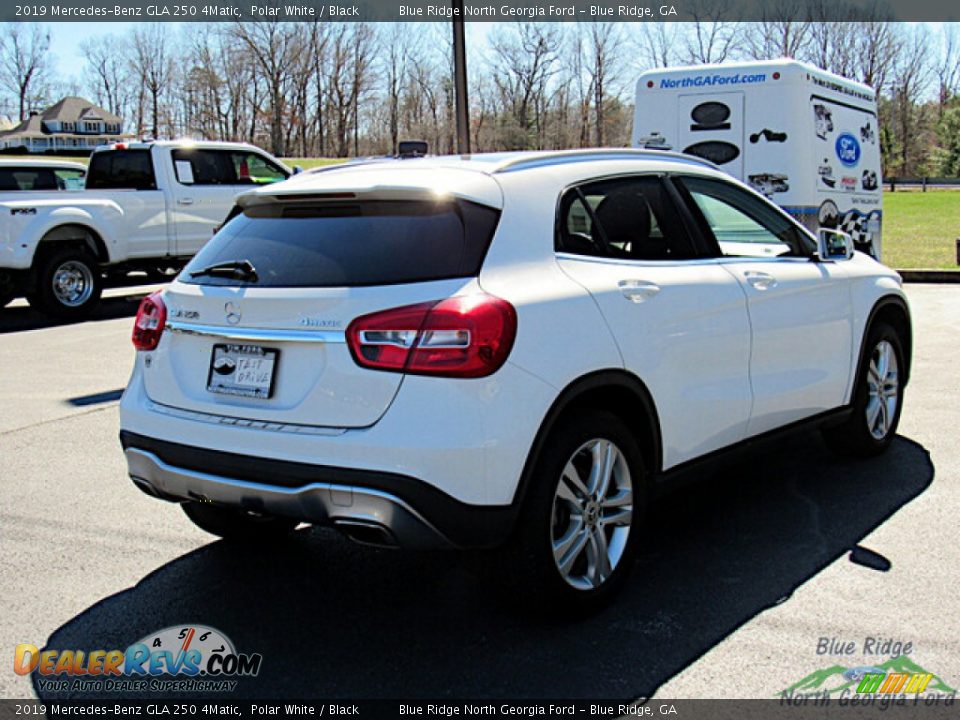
[883,190,960,269]
[283,157,347,170]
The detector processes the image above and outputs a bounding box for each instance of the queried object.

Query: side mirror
[817,228,854,262]
[292,165,303,175]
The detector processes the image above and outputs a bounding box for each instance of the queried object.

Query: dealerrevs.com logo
[14,625,262,693]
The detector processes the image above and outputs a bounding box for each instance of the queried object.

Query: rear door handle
[618,280,661,303]
[744,271,778,291]
[177,198,195,206]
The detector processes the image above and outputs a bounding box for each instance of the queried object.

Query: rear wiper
[189,259,259,282]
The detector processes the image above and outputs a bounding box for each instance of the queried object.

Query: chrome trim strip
[555,252,815,267]
[145,400,347,437]
[166,321,346,344]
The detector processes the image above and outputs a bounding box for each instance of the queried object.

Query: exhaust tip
[334,520,398,548]
[130,476,159,497]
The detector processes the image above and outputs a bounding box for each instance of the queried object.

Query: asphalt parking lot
[1,284,958,701]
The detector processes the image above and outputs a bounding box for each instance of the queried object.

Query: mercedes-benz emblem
[224,301,241,325]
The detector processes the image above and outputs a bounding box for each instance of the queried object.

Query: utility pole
[452,0,470,154]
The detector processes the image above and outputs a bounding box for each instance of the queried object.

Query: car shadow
[0,289,152,334]
[36,432,932,701]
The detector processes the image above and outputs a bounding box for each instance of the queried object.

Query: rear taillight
[132,291,167,351]
[346,294,517,378]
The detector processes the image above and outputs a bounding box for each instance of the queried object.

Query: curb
[896,269,960,284]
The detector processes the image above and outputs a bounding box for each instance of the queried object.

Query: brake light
[132,291,167,351]
[346,294,517,378]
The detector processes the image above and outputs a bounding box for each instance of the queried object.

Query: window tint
[0,168,59,191]
[172,149,288,186]
[678,176,814,258]
[54,168,85,190]
[181,199,500,288]
[87,150,156,190]
[557,175,695,261]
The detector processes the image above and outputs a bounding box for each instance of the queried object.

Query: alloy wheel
[551,438,633,591]
[866,340,899,440]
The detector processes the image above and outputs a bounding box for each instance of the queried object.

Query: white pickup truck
[0,140,291,317]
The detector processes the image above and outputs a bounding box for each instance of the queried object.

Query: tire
[505,410,646,613]
[823,322,905,457]
[27,246,103,319]
[181,502,299,542]
[0,273,19,308]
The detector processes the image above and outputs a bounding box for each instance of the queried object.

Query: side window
[172,149,236,185]
[173,150,288,186]
[677,176,814,258]
[54,168,85,190]
[557,175,696,261]
[232,152,288,185]
[0,168,58,191]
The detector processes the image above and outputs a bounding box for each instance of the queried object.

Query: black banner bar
[0,699,958,720]
[2,0,959,23]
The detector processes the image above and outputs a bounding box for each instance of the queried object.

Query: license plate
[207,344,278,399]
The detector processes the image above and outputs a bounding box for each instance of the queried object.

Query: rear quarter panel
[477,169,624,391]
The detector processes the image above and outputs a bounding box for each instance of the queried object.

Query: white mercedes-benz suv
[120,149,911,608]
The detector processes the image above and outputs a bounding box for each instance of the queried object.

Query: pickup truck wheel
[822,322,905,457]
[28,247,103,319]
[506,410,646,613]
[181,501,299,541]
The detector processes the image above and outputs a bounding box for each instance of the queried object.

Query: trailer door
[678,92,745,180]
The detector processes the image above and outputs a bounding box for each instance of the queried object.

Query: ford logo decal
[835,132,861,168]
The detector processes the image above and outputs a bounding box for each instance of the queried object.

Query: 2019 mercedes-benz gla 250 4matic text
[120,149,911,608]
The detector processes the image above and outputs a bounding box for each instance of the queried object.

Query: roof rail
[492,148,718,173]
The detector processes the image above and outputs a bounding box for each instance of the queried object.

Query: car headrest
[595,192,651,249]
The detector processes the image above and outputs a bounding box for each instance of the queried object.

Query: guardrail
[887,177,960,191]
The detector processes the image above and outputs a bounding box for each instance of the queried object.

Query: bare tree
[82,34,132,121]
[744,0,812,59]
[887,25,935,174]
[582,23,624,146]
[685,0,739,64]
[323,23,377,157]
[379,24,415,155]
[936,24,960,112]
[232,21,303,156]
[0,23,52,120]
[804,1,897,89]
[489,24,563,149]
[131,24,174,138]
[635,23,679,70]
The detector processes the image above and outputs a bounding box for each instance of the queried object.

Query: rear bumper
[120,431,517,549]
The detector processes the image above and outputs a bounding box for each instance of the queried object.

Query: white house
[0,97,131,154]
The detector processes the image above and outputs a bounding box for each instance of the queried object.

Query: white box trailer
[632,59,883,258]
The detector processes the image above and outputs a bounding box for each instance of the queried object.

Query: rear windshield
[181,199,501,288]
[87,150,156,190]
